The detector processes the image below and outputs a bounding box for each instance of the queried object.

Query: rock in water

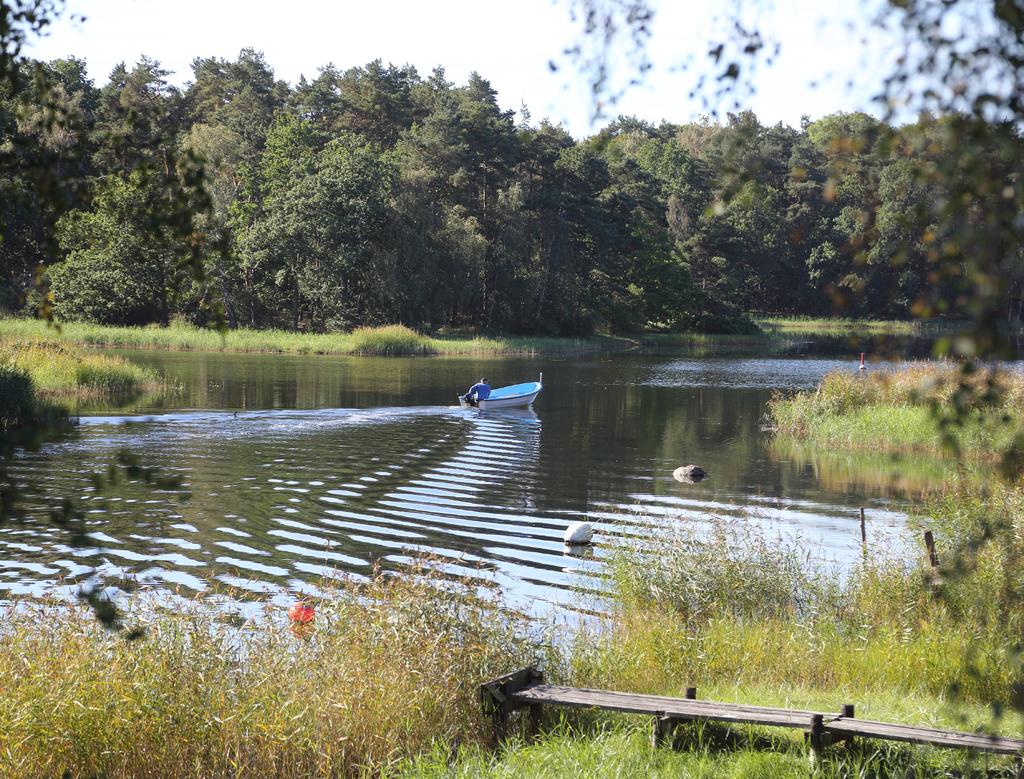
[564,521,594,545]
[673,465,707,483]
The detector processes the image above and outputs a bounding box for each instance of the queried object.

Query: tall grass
[6,515,1023,775]
[767,363,1024,456]
[575,521,1018,707]
[754,316,964,337]
[0,339,163,398]
[0,318,629,357]
[405,513,1024,777]
[349,324,436,355]
[0,569,533,778]
[0,364,36,432]
[400,715,1011,778]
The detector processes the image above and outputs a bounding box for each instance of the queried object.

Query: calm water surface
[1,345,930,616]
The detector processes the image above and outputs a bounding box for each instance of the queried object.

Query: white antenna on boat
[539,372,543,386]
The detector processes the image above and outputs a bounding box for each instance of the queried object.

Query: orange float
[288,602,315,624]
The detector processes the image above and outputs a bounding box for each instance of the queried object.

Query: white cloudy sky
[26,0,904,136]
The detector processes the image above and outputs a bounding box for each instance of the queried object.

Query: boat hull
[459,378,542,410]
[464,389,540,409]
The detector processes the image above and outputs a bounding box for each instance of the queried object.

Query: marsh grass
[754,316,964,337]
[581,521,1023,708]
[0,318,629,357]
[0,339,164,398]
[0,339,160,429]
[350,324,437,355]
[6,516,1024,777]
[0,569,534,778]
[767,363,1024,457]
[397,513,1024,778]
[0,364,36,431]
[399,515,1024,777]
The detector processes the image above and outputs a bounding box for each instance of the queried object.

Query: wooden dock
[480,667,1024,763]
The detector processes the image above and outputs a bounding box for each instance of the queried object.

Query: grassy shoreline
[754,316,966,337]
[0,319,635,357]
[0,339,167,430]
[6,353,1023,776]
[767,363,1024,458]
[0,571,532,778]
[0,315,962,360]
[5,516,1023,777]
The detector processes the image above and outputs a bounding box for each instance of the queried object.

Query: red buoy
[288,602,315,624]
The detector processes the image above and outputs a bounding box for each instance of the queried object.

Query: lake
[1,340,934,617]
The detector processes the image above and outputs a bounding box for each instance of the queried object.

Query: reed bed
[576,521,1020,707]
[0,364,36,432]
[0,319,624,357]
[0,339,164,429]
[404,512,1024,777]
[0,570,533,779]
[754,316,961,336]
[767,363,1024,456]
[0,339,163,398]
[5,513,1022,776]
[349,324,437,355]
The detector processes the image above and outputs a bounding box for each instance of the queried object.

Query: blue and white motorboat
[459,374,543,409]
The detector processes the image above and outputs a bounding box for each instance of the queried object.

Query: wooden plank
[826,718,1024,756]
[510,685,823,728]
[480,666,541,695]
[482,673,1024,759]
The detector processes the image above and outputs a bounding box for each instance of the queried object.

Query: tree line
[2,49,1022,334]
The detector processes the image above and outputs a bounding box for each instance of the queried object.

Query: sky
[25,0,902,137]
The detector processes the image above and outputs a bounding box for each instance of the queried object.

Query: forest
[3,49,1023,335]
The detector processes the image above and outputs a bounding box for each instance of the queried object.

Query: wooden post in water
[859,507,867,548]
[924,530,939,568]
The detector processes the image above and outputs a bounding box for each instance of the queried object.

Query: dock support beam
[808,714,825,764]
[479,666,544,748]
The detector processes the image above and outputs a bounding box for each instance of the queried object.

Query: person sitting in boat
[463,378,491,406]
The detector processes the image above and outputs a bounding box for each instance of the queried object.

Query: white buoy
[563,521,594,546]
